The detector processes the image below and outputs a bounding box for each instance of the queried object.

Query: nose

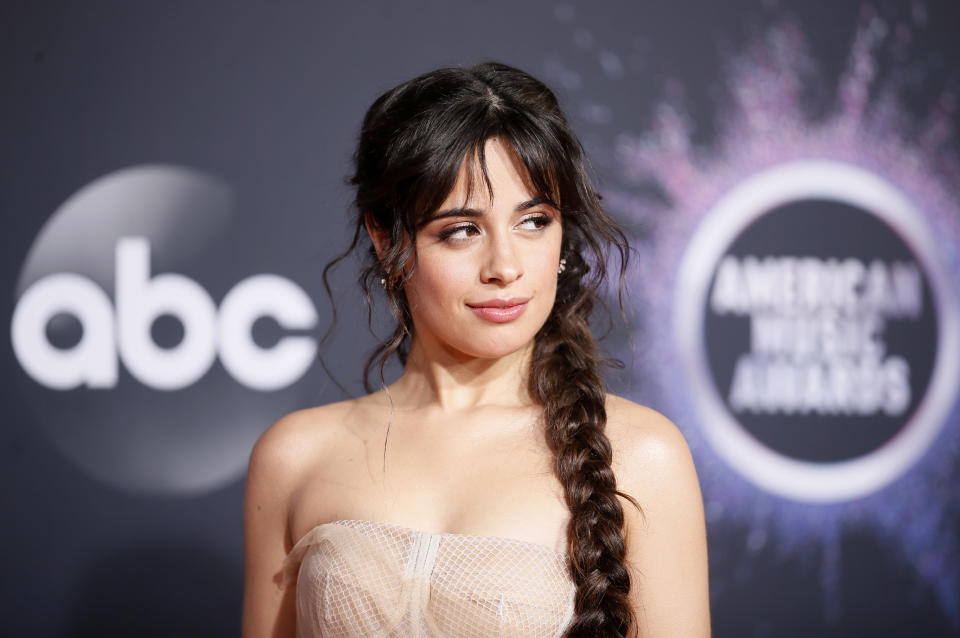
[479,232,522,285]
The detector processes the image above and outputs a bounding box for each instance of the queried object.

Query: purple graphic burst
[549,3,960,627]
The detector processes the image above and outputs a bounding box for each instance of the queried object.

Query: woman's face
[399,137,563,361]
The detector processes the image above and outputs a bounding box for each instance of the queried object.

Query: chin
[471,344,530,360]
[456,328,540,360]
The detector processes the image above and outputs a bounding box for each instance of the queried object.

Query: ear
[364,214,390,262]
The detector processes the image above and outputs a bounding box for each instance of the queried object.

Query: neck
[386,335,535,412]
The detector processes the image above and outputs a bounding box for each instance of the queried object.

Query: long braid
[530,244,634,637]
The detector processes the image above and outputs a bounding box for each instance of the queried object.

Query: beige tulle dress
[281,519,576,637]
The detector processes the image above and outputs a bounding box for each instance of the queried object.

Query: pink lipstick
[466,297,530,323]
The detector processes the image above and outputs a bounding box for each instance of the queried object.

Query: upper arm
[610,401,711,637]
[242,414,307,638]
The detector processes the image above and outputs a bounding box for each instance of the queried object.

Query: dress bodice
[281,519,576,637]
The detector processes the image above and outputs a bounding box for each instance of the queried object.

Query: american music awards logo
[675,160,958,502]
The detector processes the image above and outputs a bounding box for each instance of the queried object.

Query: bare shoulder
[242,398,370,638]
[251,400,352,470]
[246,397,370,515]
[604,394,694,475]
[603,394,702,516]
[603,399,711,635]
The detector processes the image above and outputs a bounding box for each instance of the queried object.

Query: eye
[437,222,481,242]
[517,214,554,231]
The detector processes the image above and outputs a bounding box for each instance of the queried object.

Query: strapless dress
[281,519,576,637]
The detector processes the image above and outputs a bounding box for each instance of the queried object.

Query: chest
[289,409,570,553]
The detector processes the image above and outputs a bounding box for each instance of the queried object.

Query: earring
[558,258,567,275]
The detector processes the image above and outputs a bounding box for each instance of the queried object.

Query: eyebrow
[418,196,557,227]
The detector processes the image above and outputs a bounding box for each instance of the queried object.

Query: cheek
[406,252,472,309]
[532,248,561,277]
[529,235,563,280]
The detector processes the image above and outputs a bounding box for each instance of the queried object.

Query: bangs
[407,107,573,227]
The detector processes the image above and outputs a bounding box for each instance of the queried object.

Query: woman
[243,61,710,637]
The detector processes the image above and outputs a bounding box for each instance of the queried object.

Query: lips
[466,297,530,323]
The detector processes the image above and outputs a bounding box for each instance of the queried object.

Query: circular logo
[675,160,960,502]
[11,165,319,496]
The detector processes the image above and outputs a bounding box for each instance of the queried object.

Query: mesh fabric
[281,519,576,637]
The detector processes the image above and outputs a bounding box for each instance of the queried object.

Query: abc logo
[11,165,324,496]
[13,236,317,392]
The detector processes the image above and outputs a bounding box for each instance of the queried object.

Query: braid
[530,245,635,637]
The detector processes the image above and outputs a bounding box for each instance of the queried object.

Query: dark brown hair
[325,61,637,637]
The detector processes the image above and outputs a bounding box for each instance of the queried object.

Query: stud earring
[558,258,567,275]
